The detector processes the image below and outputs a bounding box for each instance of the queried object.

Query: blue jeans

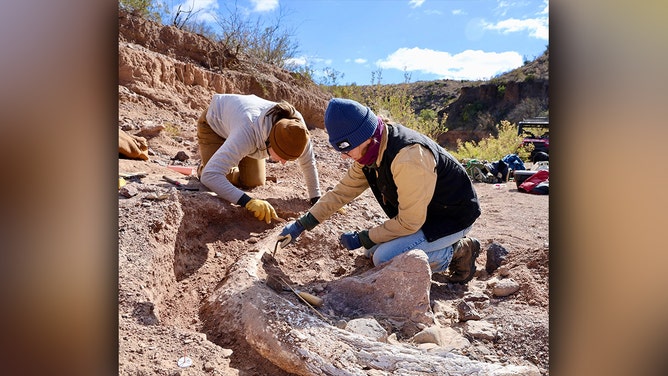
[367,226,472,273]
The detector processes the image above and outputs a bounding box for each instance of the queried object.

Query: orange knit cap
[268,118,309,161]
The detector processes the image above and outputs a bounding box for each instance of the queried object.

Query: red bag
[519,170,549,194]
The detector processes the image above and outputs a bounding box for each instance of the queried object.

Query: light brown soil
[118,125,548,375]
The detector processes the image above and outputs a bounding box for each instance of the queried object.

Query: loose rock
[465,320,497,341]
[345,318,388,342]
[457,300,482,321]
[486,242,509,274]
[490,278,521,297]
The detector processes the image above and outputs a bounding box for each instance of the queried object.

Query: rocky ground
[118,10,549,375]
[118,125,548,376]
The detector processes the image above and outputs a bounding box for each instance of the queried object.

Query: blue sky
[165,0,549,85]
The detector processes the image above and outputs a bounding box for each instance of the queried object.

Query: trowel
[265,275,324,308]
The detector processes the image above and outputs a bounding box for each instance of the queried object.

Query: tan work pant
[196,108,265,188]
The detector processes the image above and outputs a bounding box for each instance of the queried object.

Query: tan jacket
[309,126,437,244]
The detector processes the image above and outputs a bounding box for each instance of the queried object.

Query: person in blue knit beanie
[280,98,482,283]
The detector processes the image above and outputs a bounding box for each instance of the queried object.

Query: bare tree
[172,1,201,29]
[507,98,548,124]
[213,1,251,56]
[213,1,299,67]
[248,6,299,67]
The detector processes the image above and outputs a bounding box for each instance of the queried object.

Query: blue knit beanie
[324,98,378,152]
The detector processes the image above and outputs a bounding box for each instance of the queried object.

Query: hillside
[118,9,549,376]
[410,48,549,125]
[326,48,549,149]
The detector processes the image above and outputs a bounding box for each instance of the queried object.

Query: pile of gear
[463,154,526,184]
[463,153,549,195]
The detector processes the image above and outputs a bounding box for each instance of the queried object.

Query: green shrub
[119,0,162,21]
[163,122,181,137]
[450,120,532,162]
[318,66,456,140]
[321,76,447,141]
[462,102,483,122]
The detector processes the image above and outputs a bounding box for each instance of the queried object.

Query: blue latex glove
[339,231,362,250]
[278,220,305,247]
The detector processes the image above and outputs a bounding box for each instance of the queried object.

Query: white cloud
[310,57,333,66]
[495,0,549,17]
[354,58,367,64]
[376,47,524,80]
[284,56,307,66]
[452,9,466,16]
[540,0,549,14]
[284,55,332,68]
[494,0,512,17]
[250,0,279,12]
[483,1,549,40]
[483,17,548,40]
[171,0,218,23]
[409,0,426,8]
[424,9,442,16]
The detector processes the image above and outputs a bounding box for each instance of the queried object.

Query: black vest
[362,123,481,242]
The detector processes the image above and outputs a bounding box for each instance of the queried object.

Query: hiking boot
[447,237,481,284]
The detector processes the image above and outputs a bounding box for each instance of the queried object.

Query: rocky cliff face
[444,79,549,130]
[427,79,548,149]
[118,9,331,130]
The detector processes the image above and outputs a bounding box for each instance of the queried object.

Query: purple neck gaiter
[357,117,385,166]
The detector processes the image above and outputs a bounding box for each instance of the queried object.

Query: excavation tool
[273,240,281,257]
[276,233,292,251]
[273,238,289,256]
[272,229,290,256]
[119,171,148,181]
[266,275,324,308]
[265,275,327,322]
[162,175,199,191]
[279,276,324,308]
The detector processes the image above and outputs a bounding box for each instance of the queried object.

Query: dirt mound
[118,10,549,375]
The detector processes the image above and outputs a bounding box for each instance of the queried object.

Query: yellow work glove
[245,198,278,224]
